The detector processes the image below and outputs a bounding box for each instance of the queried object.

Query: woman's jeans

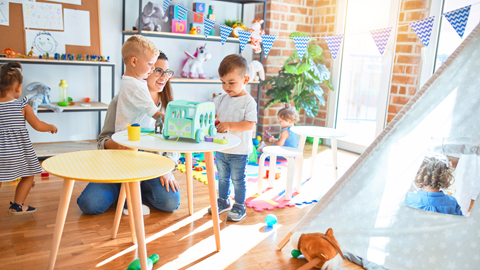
[77,177,181,215]
[216,152,248,205]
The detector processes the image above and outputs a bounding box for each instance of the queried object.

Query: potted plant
[262,32,333,117]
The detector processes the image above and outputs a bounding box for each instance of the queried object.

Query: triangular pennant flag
[177,4,188,20]
[220,25,233,45]
[370,27,392,55]
[261,34,276,58]
[238,30,252,52]
[162,0,173,13]
[444,5,471,38]
[293,36,310,60]
[204,18,215,39]
[324,34,343,59]
[409,16,435,46]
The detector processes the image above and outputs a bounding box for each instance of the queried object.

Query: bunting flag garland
[261,34,276,58]
[220,25,233,45]
[370,27,392,55]
[177,4,188,20]
[409,16,435,46]
[238,30,252,52]
[204,18,215,39]
[443,5,471,38]
[292,36,310,60]
[162,0,173,13]
[324,34,343,59]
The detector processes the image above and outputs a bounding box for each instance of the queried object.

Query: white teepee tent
[280,22,480,270]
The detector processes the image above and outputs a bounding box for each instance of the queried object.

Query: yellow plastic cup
[128,124,141,141]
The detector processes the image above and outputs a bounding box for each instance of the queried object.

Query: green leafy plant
[262,31,333,117]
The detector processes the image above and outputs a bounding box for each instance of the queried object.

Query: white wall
[27,0,256,143]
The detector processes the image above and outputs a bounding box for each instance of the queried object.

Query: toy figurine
[127,254,159,270]
[1,48,21,58]
[76,54,82,60]
[54,53,60,60]
[39,55,43,59]
[24,82,63,114]
[86,55,90,61]
[189,27,197,35]
[45,52,49,59]
[246,60,265,82]
[249,19,265,53]
[135,2,168,31]
[61,54,66,60]
[155,115,163,134]
[27,46,35,57]
[180,43,212,79]
[232,21,248,38]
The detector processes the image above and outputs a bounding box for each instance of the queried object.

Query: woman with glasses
[76,52,181,215]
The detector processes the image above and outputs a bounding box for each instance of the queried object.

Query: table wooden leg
[47,179,75,270]
[185,153,194,216]
[331,138,339,181]
[111,183,126,239]
[128,181,148,270]
[295,136,307,194]
[204,151,221,251]
[310,137,320,180]
[125,183,137,244]
[269,155,277,189]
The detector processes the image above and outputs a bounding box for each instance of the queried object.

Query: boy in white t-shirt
[115,35,163,132]
[208,54,257,222]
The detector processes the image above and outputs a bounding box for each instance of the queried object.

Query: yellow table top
[42,150,176,183]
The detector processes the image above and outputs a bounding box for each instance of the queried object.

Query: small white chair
[257,146,304,200]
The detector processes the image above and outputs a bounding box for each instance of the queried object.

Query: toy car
[163,100,217,143]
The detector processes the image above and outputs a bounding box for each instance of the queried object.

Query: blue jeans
[216,152,248,204]
[77,177,181,215]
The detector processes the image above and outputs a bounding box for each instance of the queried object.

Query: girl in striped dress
[0,62,57,215]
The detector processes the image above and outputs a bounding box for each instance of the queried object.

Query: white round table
[112,130,240,251]
[291,126,347,193]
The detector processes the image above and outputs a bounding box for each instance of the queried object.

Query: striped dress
[0,96,42,182]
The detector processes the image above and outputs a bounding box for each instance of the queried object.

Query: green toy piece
[213,138,228,144]
[291,249,302,258]
[248,144,258,164]
[306,137,322,145]
[127,254,159,270]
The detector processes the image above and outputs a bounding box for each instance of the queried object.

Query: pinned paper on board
[45,0,82,5]
[23,2,63,30]
[0,1,8,26]
[64,9,91,46]
[25,30,66,56]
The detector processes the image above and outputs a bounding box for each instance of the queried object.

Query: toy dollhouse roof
[291,22,480,269]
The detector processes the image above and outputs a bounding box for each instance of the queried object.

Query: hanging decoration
[370,27,392,55]
[238,30,252,52]
[177,4,188,20]
[292,36,310,60]
[261,34,276,58]
[443,5,471,38]
[204,18,215,39]
[162,0,173,13]
[324,34,343,59]
[220,25,233,45]
[409,16,435,46]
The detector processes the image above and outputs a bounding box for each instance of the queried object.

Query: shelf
[212,0,266,3]
[38,102,109,113]
[0,57,115,66]
[33,140,97,159]
[170,77,260,84]
[123,30,245,44]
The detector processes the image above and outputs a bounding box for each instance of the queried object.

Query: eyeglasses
[153,68,174,78]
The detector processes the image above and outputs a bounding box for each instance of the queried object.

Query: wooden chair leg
[128,181,148,270]
[125,183,137,244]
[205,151,221,251]
[285,157,296,200]
[185,153,194,215]
[111,183,126,239]
[47,179,75,270]
[257,153,268,195]
[269,155,277,189]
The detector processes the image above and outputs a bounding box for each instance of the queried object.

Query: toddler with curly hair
[405,154,463,216]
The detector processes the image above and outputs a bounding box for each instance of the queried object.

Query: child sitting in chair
[258,107,299,153]
[405,154,463,216]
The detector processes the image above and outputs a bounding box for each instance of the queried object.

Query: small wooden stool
[257,146,304,200]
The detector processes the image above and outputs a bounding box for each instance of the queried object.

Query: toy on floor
[25,82,63,114]
[135,2,168,31]
[265,169,281,180]
[1,48,21,58]
[248,19,265,53]
[163,100,216,142]
[307,137,322,145]
[127,253,159,270]
[265,214,277,227]
[41,172,49,178]
[249,144,258,164]
[180,43,212,79]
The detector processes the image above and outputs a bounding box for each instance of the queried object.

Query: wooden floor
[0,145,358,270]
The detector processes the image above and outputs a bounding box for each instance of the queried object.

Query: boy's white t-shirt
[213,93,257,155]
[115,75,158,132]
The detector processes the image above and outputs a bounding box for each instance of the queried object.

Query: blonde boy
[208,54,257,222]
[115,35,163,132]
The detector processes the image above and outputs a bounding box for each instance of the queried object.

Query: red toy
[85,97,90,102]
[265,170,281,180]
[41,172,49,178]
[195,167,204,171]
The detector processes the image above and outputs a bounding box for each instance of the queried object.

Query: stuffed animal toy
[181,44,212,79]
[290,229,364,270]
[246,60,265,82]
[25,82,63,114]
[135,2,168,32]
[249,19,265,53]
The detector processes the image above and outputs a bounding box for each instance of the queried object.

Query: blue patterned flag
[238,30,252,52]
[204,18,215,39]
[177,4,188,20]
[370,27,392,55]
[444,5,471,38]
[261,34,276,58]
[410,16,435,46]
[293,36,310,60]
[324,34,343,59]
[220,25,233,45]
[162,0,173,13]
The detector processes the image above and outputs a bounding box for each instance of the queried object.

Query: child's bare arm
[216,121,255,133]
[270,130,289,146]
[22,104,58,134]
[152,111,165,120]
